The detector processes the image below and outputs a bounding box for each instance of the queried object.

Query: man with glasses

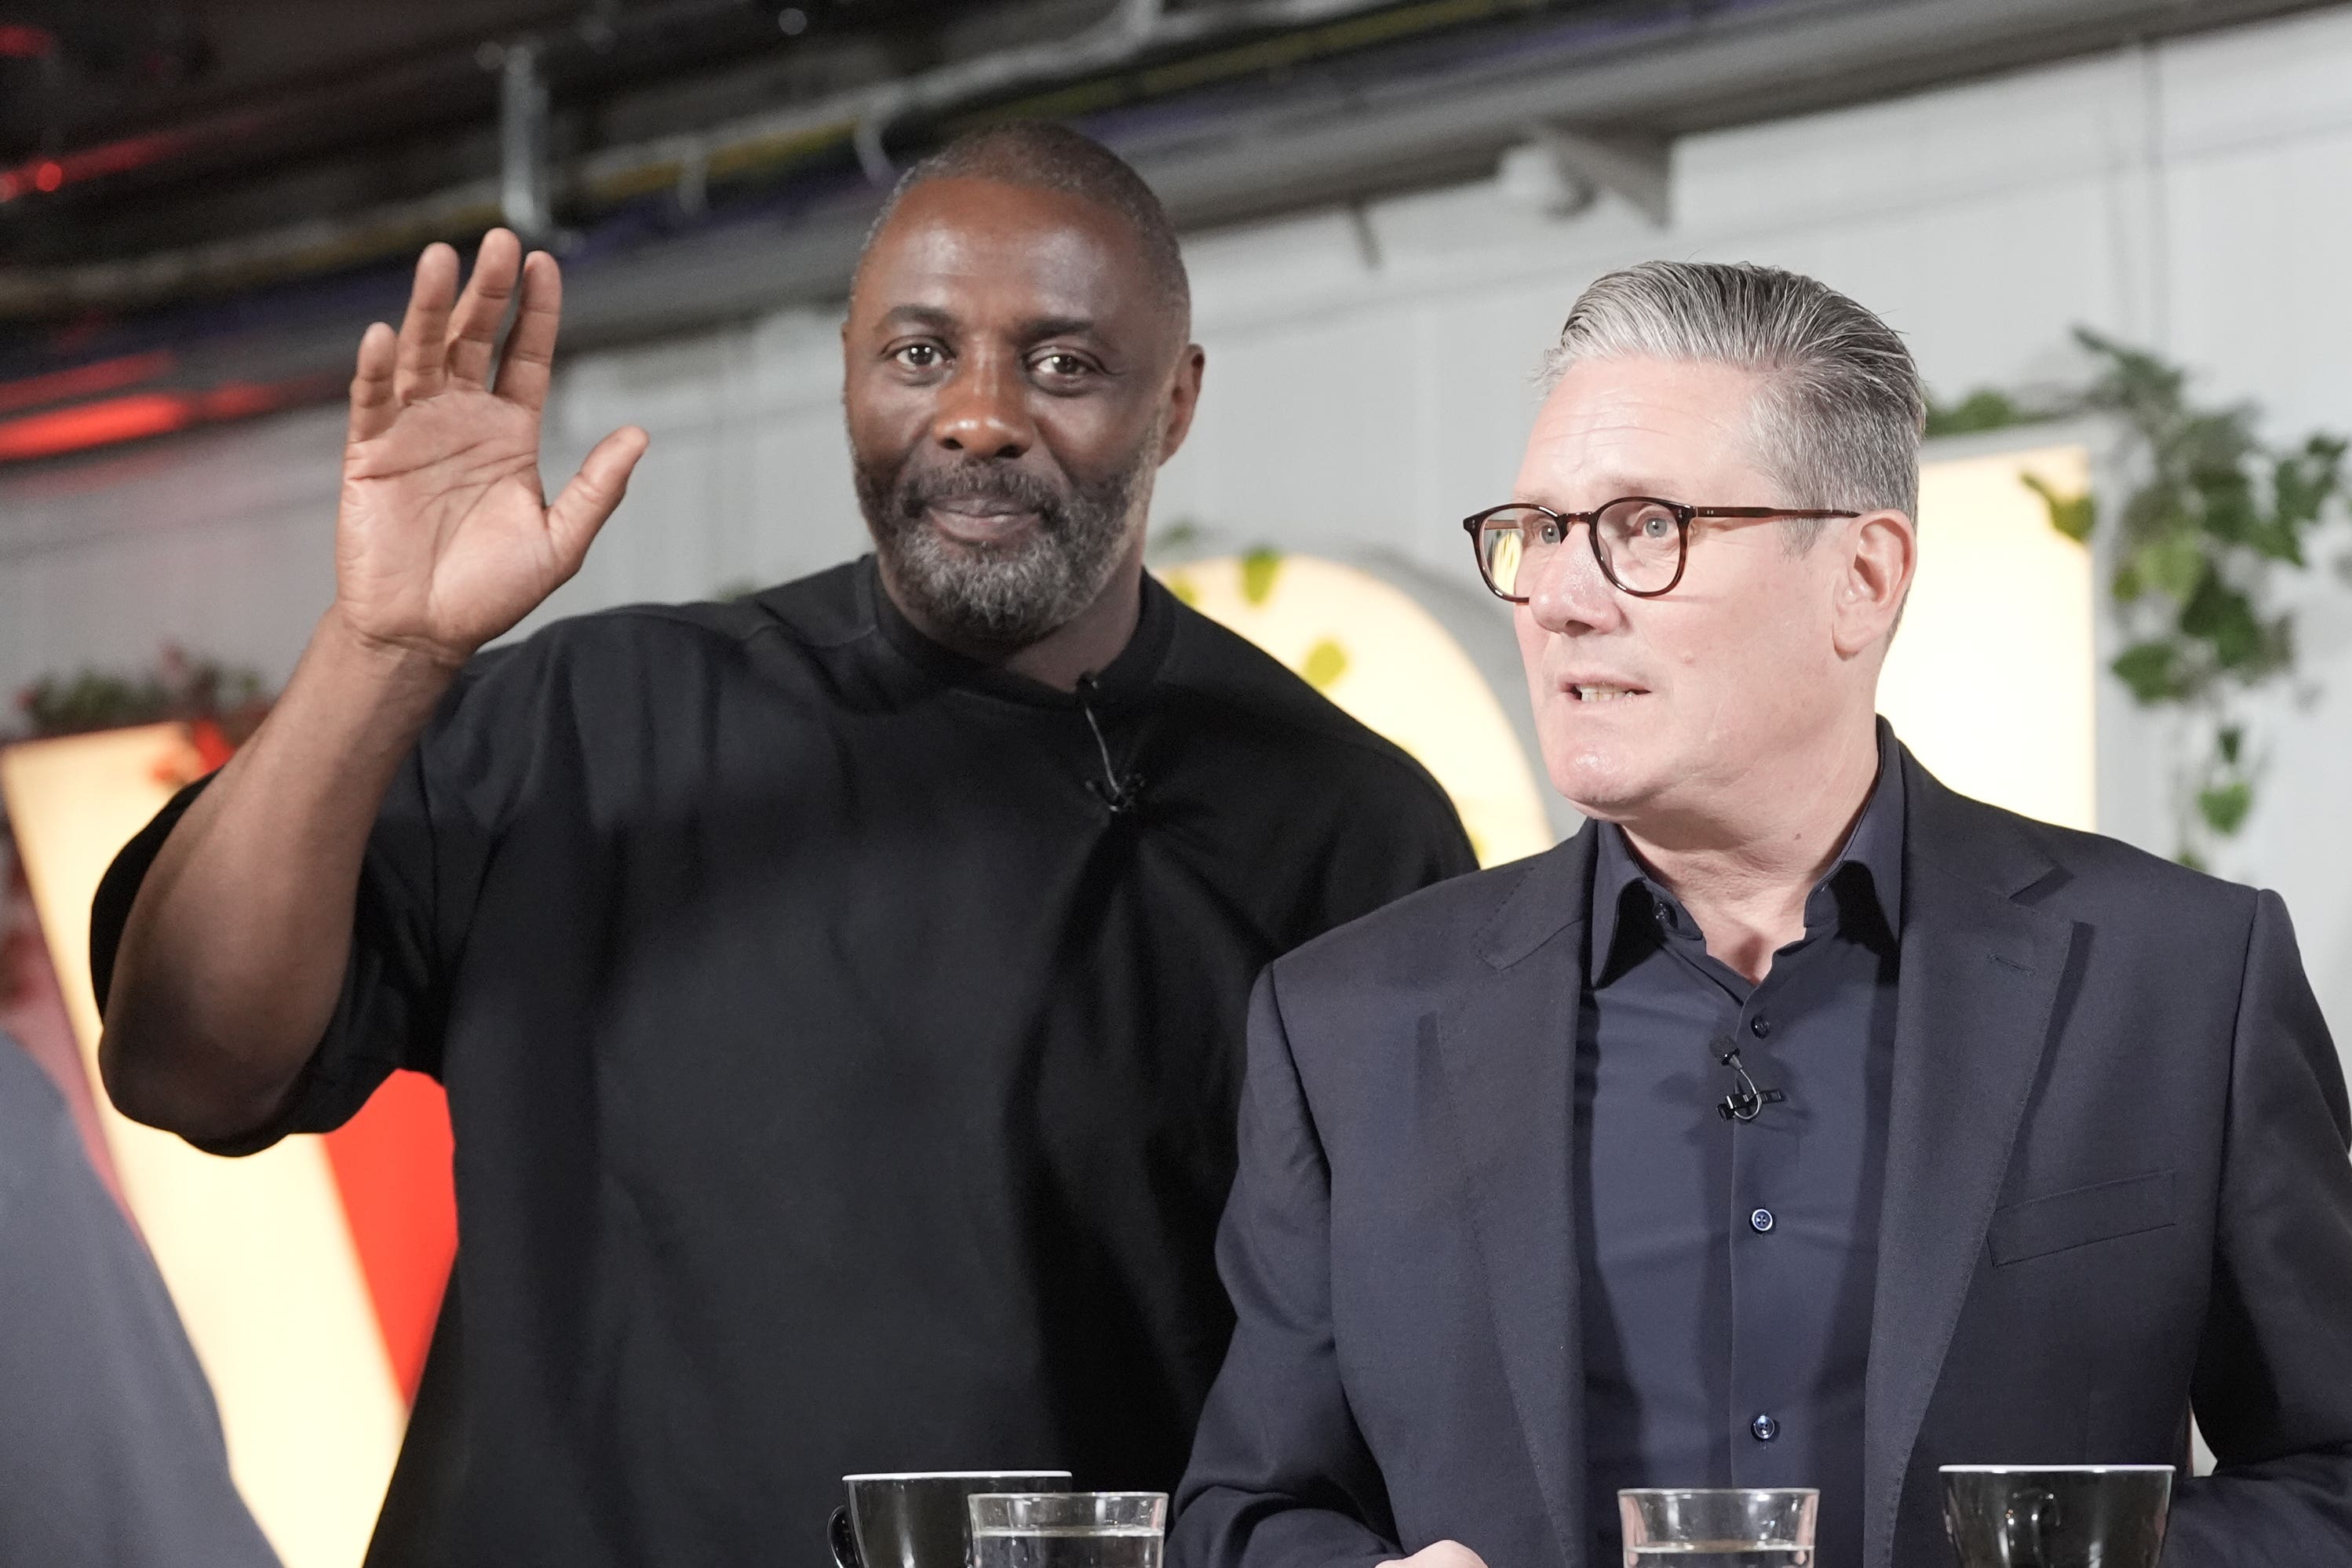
[1172,261,2352,1568]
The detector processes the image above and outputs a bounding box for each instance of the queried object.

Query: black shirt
[93,559,1474,1567]
[1577,721,1904,1568]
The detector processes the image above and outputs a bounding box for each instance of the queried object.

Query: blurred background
[3,2,2351,1563]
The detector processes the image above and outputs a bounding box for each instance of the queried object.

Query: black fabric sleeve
[0,1041,282,1567]
[89,665,509,1157]
[1172,968,1402,1568]
[2164,889,2352,1562]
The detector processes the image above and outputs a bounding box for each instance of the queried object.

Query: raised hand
[335,229,648,669]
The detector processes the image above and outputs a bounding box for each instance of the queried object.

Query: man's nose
[932,352,1034,459]
[1525,522,1625,635]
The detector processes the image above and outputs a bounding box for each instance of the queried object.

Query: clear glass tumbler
[1618,1488,1819,1566]
[967,1492,1167,1568]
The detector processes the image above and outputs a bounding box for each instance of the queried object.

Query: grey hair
[1539,261,1926,534]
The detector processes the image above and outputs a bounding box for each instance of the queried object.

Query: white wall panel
[7,4,2352,1059]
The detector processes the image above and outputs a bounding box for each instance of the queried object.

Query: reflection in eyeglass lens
[1478,499,1684,598]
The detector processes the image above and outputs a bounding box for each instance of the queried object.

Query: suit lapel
[1435,830,1596,1568]
[1862,757,2080,1568]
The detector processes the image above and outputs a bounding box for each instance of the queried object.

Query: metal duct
[0,0,1417,319]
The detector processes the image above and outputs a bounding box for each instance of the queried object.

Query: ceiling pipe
[1,0,2337,325]
[499,40,556,244]
[0,0,1415,319]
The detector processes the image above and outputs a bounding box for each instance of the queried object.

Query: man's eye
[1033,353,1089,378]
[1639,513,1673,539]
[895,344,944,370]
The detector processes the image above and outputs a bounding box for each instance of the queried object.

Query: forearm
[100,607,455,1140]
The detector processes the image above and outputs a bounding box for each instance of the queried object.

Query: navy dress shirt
[1577,724,1904,1567]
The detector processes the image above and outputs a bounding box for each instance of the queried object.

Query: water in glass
[971,1524,1162,1568]
[1619,1487,1818,1568]
[1625,1544,1811,1566]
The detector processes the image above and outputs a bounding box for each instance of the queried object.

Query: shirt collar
[1587,718,1906,978]
[860,553,1176,709]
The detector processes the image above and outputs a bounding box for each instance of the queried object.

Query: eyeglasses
[1461,497,1860,602]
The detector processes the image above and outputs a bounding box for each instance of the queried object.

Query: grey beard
[857,438,1155,651]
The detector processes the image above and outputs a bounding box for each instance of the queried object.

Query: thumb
[546,425,649,570]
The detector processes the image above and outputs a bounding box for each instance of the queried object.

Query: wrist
[317,605,472,684]
[309,608,470,716]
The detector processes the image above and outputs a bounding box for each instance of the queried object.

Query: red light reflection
[0,352,179,416]
[0,373,343,464]
[0,24,55,57]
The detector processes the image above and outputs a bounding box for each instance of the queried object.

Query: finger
[492,250,563,411]
[347,323,399,445]
[443,228,522,389]
[545,426,649,571]
[392,243,461,403]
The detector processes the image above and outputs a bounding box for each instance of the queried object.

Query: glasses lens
[1596,499,1683,593]
[1477,508,1560,599]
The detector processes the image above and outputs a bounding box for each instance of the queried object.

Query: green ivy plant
[1931,329,2350,868]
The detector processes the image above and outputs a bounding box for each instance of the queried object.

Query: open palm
[337,231,647,668]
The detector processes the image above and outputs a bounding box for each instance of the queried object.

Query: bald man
[89,124,1472,1563]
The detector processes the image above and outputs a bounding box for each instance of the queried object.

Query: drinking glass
[1618,1488,1818,1566]
[831,1473,1072,1568]
[968,1492,1166,1568]
[1940,1465,2172,1567]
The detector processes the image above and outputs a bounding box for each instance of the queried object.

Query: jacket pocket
[1989,1169,2178,1266]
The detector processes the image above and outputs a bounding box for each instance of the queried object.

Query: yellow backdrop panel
[1159,552,1555,866]
[1880,444,2096,830]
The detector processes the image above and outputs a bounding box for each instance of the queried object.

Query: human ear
[1832,509,1916,658]
[1154,345,1207,465]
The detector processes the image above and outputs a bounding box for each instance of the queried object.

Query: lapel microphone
[1717,1045,1787,1122]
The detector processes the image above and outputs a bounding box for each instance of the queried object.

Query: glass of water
[1618,1488,1818,1566]
[968,1492,1166,1568]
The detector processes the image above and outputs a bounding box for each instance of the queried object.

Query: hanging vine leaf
[2138,535,2205,603]
[1924,388,2041,438]
[1940,328,2350,865]
[2022,474,2095,542]
[2176,574,2266,673]
[2112,641,2186,705]
[2197,782,2253,837]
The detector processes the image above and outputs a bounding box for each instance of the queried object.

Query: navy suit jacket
[1172,751,2352,1568]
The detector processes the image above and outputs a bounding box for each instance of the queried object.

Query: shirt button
[1750,1016,1772,1038]
[1750,1208,1776,1233]
[1751,1413,1779,1442]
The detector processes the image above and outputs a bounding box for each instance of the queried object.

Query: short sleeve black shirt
[93,558,1474,1566]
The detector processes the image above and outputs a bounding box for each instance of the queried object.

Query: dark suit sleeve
[2164,890,2352,1563]
[1172,968,1402,1568]
[0,1043,280,1567]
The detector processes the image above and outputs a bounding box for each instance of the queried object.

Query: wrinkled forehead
[1518,355,1780,501]
[850,177,1165,345]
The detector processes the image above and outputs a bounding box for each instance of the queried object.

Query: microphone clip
[1716,1045,1786,1123]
